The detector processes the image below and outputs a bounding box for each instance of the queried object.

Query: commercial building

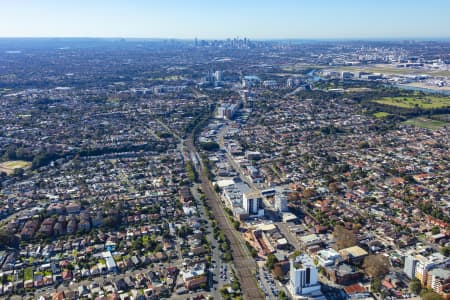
[102,251,118,273]
[403,252,449,286]
[222,182,250,208]
[299,234,322,248]
[316,248,341,267]
[245,151,261,161]
[324,263,364,285]
[181,264,207,290]
[415,253,448,285]
[243,190,264,218]
[343,283,372,300]
[289,254,321,297]
[403,254,417,279]
[216,103,239,120]
[427,268,450,298]
[242,75,260,87]
[282,212,298,223]
[263,80,278,88]
[339,246,368,265]
[214,70,223,82]
[275,194,288,213]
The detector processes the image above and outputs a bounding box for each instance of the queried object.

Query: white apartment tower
[289,254,321,296]
[243,190,264,217]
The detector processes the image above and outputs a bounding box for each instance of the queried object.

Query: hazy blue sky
[1,0,449,39]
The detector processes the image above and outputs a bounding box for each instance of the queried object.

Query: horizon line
[0,36,450,42]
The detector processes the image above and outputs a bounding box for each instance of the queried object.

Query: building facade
[289,254,321,296]
[243,190,264,217]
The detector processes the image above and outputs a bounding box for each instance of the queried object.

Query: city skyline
[1,0,450,40]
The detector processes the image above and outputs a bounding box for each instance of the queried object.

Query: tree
[328,182,340,193]
[279,290,288,300]
[441,246,450,257]
[245,242,257,258]
[303,188,316,199]
[289,250,303,259]
[266,254,279,270]
[273,264,285,280]
[223,252,232,262]
[231,220,240,230]
[177,225,193,238]
[409,278,422,295]
[13,167,24,177]
[200,141,220,151]
[431,226,440,235]
[363,254,390,278]
[359,141,370,149]
[185,161,197,182]
[347,180,356,189]
[0,230,19,249]
[371,277,381,293]
[287,192,300,202]
[231,280,239,291]
[332,225,357,250]
[102,215,120,229]
[421,291,443,300]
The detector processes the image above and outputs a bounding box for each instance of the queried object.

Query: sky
[1,0,449,40]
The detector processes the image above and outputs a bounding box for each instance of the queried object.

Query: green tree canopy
[409,278,422,295]
[266,254,279,270]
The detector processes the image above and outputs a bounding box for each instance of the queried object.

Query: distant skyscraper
[214,70,223,81]
[287,78,294,88]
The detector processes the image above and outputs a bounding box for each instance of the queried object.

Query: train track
[186,138,263,300]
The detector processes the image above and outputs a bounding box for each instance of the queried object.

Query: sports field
[0,160,31,175]
[373,112,391,118]
[403,117,449,129]
[372,96,449,109]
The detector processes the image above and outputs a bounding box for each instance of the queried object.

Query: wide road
[186,137,264,300]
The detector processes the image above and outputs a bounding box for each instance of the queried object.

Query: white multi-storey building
[243,190,264,217]
[275,194,288,213]
[214,70,223,81]
[289,254,321,296]
[403,254,417,279]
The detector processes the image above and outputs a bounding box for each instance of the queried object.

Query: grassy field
[373,112,391,118]
[372,96,450,109]
[0,160,31,175]
[108,97,121,103]
[431,114,450,122]
[403,117,449,129]
[24,267,33,281]
[0,160,31,169]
